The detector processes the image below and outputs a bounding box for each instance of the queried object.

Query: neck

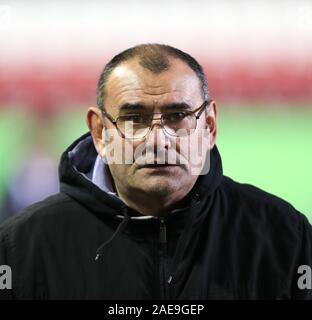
[115,187,192,216]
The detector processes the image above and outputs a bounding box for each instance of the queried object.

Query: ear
[86,106,106,157]
[206,100,217,150]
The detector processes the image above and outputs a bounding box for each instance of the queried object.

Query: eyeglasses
[101,100,211,140]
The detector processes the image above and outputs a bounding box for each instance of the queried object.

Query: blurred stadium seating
[0,0,311,222]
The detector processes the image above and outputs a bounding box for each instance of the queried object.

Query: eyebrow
[118,102,192,113]
[119,103,147,112]
[161,103,192,111]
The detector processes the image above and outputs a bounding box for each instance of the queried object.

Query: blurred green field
[0,104,311,221]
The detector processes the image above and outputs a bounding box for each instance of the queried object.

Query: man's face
[91,58,216,199]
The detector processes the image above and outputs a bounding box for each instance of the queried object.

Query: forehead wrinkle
[106,62,202,110]
[142,89,181,96]
[110,72,197,98]
[113,87,183,103]
[110,87,144,104]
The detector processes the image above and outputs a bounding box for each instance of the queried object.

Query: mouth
[141,163,177,168]
[138,163,180,169]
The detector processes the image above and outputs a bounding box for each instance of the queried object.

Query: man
[0,44,311,299]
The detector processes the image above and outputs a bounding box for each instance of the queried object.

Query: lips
[142,164,178,167]
[134,153,185,169]
[137,163,179,169]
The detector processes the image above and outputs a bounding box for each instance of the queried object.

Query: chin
[136,176,179,197]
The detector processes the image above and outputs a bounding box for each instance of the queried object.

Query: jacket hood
[59,132,223,281]
[59,132,223,215]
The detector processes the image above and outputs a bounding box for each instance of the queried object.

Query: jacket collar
[59,132,223,217]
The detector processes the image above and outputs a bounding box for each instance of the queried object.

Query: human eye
[122,114,147,124]
[164,112,187,122]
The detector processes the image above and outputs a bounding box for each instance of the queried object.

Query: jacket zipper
[159,217,169,300]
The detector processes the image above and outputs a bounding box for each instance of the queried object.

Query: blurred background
[0,0,311,223]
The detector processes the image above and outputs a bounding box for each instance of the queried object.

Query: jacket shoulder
[0,193,82,298]
[0,193,75,235]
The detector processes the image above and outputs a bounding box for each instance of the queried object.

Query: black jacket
[0,132,311,300]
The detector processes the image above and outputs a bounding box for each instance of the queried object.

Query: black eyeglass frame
[100,99,212,140]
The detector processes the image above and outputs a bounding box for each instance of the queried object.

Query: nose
[146,118,171,151]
